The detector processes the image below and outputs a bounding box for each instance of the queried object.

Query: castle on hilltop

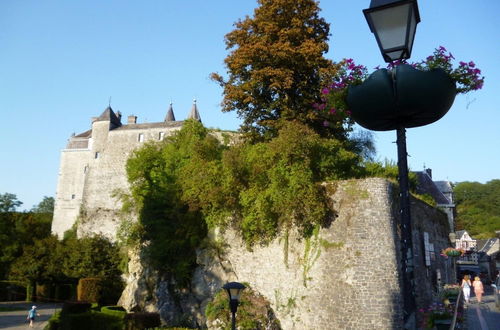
[51,101,201,238]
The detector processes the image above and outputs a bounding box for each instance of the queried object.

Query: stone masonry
[51,102,200,238]
[118,178,452,329]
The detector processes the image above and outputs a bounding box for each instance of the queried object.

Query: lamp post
[363,0,421,326]
[449,232,457,282]
[223,282,246,330]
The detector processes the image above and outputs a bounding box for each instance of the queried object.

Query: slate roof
[164,103,176,122]
[95,106,122,128]
[415,171,451,204]
[476,238,499,255]
[188,99,201,121]
[434,181,453,194]
[456,230,467,240]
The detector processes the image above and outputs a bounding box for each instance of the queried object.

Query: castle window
[138,133,144,142]
[95,152,100,159]
[159,132,165,140]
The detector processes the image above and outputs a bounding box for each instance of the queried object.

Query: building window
[159,132,165,140]
[95,152,100,159]
[84,165,88,173]
[71,194,75,199]
[138,133,144,142]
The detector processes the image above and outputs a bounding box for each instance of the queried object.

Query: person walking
[27,305,40,328]
[472,276,484,303]
[461,274,472,304]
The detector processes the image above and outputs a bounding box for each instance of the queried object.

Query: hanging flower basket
[346,64,456,131]
[440,247,464,258]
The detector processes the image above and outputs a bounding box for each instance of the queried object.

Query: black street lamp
[363,0,420,63]
[363,0,421,326]
[223,282,246,330]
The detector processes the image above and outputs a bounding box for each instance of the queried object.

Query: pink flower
[321,87,329,94]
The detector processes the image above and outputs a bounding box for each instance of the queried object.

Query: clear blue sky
[1,0,498,210]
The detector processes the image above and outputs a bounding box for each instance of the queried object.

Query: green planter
[347,64,456,131]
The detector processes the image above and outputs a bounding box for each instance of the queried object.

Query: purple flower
[323,120,329,127]
[468,61,476,68]
[329,108,336,114]
[321,87,329,94]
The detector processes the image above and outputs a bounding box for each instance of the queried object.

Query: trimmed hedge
[0,281,26,301]
[101,306,127,319]
[124,312,161,330]
[77,277,102,303]
[61,301,91,315]
[45,310,124,330]
[36,283,52,302]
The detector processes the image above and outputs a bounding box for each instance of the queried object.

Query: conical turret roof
[187,99,201,122]
[164,102,176,122]
[96,106,122,127]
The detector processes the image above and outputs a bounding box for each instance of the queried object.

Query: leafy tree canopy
[454,180,500,238]
[211,0,339,140]
[31,196,55,213]
[0,193,23,212]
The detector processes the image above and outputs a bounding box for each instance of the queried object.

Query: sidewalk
[465,287,500,330]
[0,301,61,330]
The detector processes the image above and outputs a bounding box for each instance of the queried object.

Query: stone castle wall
[119,178,452,329]
[51,116,183,238]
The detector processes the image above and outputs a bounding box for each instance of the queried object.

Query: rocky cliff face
[117,178,450,329]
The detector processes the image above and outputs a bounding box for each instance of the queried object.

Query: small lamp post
[362,0,421,326]
[223,282,246,330]
[363,0,420,63]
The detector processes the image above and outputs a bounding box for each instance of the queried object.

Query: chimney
[128,115,137,124]
[425,168,432,179]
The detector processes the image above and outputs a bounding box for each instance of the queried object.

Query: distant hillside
[454,179,500,239]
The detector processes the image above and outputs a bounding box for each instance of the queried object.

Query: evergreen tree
[211,0,337,139]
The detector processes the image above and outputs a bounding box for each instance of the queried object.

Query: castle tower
[187,99,201,122]
[164,102,176,122]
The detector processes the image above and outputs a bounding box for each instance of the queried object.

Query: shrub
[206,284,280,330]
[54,284,75,301]
[44,311,61,330]
[124,312,161,330]
[0,280,26,301]
[59,311,123,330]
[98,278,124,306]
[77,277,102,303]
[101,305,127,319]
[36,283,52,302]
[61,301,91,315]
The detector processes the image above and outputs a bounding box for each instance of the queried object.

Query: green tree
[0,193,23,212]
[211,0,337,139]
[8,236,61,289]
[125,120,211,285]
[62,235,122,279]
[31,196,55,213]
[454,180,500,238]
[0,212,52,280]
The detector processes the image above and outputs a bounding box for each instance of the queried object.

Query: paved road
[466,286,500,330]
[0,302,61,330]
